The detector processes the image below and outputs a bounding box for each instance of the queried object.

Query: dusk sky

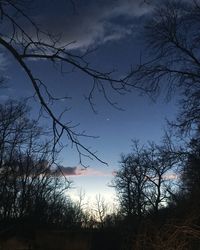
[0,0,180,204]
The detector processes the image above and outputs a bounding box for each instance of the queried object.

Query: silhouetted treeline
[0,100,200,249]
[0,100,88,233]
[110,0,200,248]
[111,135,200,249]
[1,0,200,249]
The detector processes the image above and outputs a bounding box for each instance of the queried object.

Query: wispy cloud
[57,165,114,177]
[57,166,80,176]
[31,0,153,50]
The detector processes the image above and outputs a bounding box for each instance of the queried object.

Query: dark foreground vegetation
[0,0,200,249]
[0,99,199,248]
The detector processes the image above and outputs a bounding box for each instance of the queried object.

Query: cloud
[76,167,114,177]
[58,166,79,176]
[57,165,114,177]
[8,0,195,51]
[31,0,153,50]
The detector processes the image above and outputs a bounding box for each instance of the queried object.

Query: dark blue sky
[0,0,180,202]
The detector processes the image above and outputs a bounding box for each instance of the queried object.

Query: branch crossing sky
[0,0,180,204]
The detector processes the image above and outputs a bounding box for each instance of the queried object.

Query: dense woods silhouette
[0,0,200,249]
[0,101,85,231]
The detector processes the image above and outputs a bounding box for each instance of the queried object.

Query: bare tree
[143,141,177,214]
[0,100,73,230]
[114,142,149,218]
[179,137,200,212]
[131,0,200,135]
[93,194,109,228]
[113,140,177,218]
[0,0,142,165]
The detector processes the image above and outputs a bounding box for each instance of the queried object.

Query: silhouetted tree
[93,194,109,228]
[129,0,200,221]
[132,0,200,136]
[0,0,141,165]
[115,152,147,218]
[114,141,176,219]
[0,100,76,230]
[179,138,200,211]
[145,141,178,215]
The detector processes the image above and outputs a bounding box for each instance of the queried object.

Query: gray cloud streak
[58,166,80,176]
[56,165,113,177]
[32,0,154,50]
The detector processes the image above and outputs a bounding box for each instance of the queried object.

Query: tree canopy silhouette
[132,0,200,135]
[0,100,80,230]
